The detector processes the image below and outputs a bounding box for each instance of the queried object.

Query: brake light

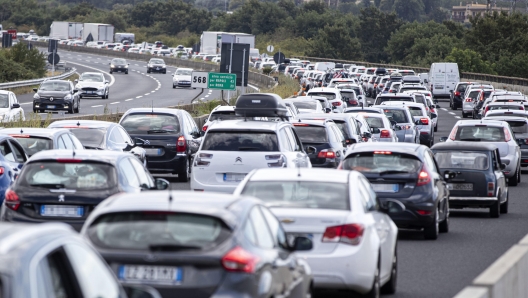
[488,182,494,197]
[484,105,490,114]
[504,127,511,142]
[454,91,460,97]
[449,126,458,141]
[318,149,336,159]
[222,246,259,273]
[374,151,392,154]
[380,130,391,138]
[176,136,186,153]
[202,125,208,131]
[332,102,342,106]
[322,224,364,245]
[416,166,431,187]
[350,100,358,105]
[420,118,429,125]
[56,158,82,163]
[9,134,30,138]
[0,167,4,175]
[5,189,20,211]
[465,98,473,102]
[417,210,432,215]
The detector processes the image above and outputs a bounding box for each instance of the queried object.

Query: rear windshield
[381,109,409,123]
[434,151,489,170]
[13,137,53,157]
[307,92,336,100]
[468,90,480,99]
[340,91,356,100]
[333,120,351,138]
[507,121,528,133]
[87,212,231,250]
[364,117,385,128]
[408,107,424,117]
[69,128,106,148]
[489,105,524,111]
[399,86,426,92]
[457,84,469,92]
[292,101,317,110]
[377,97,413,104]
[341,152,422,174]
[120,114,180,134]
[201,131,278,151]
[456,126,505,142]
[495,98,524,102]
[294,125,328,143]
[208,111,238,121]
[241,181,349,210]
[19,161,116,190]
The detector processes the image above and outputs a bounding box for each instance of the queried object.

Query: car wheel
[147,69,151,73]
[424,207,439,240]
[381,248,397,295]
[508,167,519,186]
[32,108,37,113]
[163,70,166,74]
[439,200,449,233]
[178,157,190,182]
[79,95,82,99]
[125,71,128,74]
[361,257,380,298]
[490,193,500,218]
[462,112,467,118]
[109,70,113,74]
[434,123,438,132]
[500,189,509,214]
[39,109,45,113]
[173,84,176,89]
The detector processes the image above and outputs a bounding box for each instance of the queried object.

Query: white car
[284,98,325,114]
[0,91,25,122]
[191,94,311,193]
[74,72,110,99]
[362,113,398,142]
[234,168,398,296]
[306,87,347,113]
[172,67,193,88]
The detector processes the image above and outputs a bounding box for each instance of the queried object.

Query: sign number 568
[193,76,207,84]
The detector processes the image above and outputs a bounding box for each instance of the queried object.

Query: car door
[2,140,26,177]
[184,112,201,154]
[9,93,22,121]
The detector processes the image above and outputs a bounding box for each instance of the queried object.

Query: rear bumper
[520,150,528,166]
[191,174,238,193]
[462,103,474,114]
[147,155,187,174]
[0,206,84,231]
[148,67,166,73]
[449,196,498,208]
[378,197,435,229]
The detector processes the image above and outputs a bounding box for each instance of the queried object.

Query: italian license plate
[40,205,84,217]
[371,184,399,193]
[435,85,444,89]
[144,148,163,156]
[87,91,93,94]
[156,67,160,70]
[118,265,182,283]
[447,183,473,191]
[47,105,55,109]
[223,173,246,182]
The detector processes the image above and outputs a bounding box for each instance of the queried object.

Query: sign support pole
[228,39,234,100]
[52,49,55,76]
[241,48,246,95]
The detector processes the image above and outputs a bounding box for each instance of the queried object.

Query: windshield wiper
[147,129,176,134]
[30,183,66,189]
[378,170,410,175]
[238,147,260,151]
[459,138,482,142]
[148,244,201,251]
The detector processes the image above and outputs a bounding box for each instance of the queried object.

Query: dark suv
[109,58,129,74]
[450,82,478,110]
[147,58,166,74]
[32,80,80,114]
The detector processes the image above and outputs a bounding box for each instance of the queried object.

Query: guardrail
[0,67,77,90]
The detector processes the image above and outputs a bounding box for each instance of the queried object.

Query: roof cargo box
[376,68,387,76]
[235,93,288,117]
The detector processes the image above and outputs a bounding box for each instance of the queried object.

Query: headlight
[33,93,40,99]
[64,94,72,100]
[162,65,166,68]
[125,65,128,68]
[111,64,115,67]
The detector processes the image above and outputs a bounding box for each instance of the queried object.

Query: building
[452,2,510,23]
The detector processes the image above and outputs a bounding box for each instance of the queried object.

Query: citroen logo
[58,194,65,202]
[144,254,158,262]
[49,97,54,102]
[235,157,242,163]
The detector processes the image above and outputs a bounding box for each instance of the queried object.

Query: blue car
[0,135,28,204]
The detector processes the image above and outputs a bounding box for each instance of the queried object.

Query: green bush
[262,67,273,75]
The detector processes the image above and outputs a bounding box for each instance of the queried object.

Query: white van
[428,63,460,97]
[313,62,335,72]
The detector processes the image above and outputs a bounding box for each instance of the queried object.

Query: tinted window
[12,137,52,156]
[456,126,505,142]
[506,121,528,133]
[364,116,385,128]
[80,73,104,82]
[334,120,351,138]
[242,181,350,210]
[87,212,230,250]
[208,111,239,121]
[342,152,422,173]
[249,207,274,249]
[457,84,468,92]
[381,109,409,123]
[293,125,328,143]
[435,151,489,170]
[292,101,317,110]
[36,249,75,298]
[408,106,425,117]
[68,128,106,149]
[377,97,413,104]
[0,141,15,162]
[120,114,180,134]
[340,91,356,100]
[489,105,524,111]
[119,159,140,188]
[39,81,70,91]
[201,131,279,151]
[307,92,336,100]
[61,135,74,149]
[0,94,9,108]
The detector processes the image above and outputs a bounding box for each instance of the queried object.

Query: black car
[119,108,202,182]
[32,79,80,114]
[47,120,146,164]
[338,142,450,240]
[147,58,167,74]
[109,58,129,74]
[293,119,347,168]
[81,191,313,298]
[432,142,508,218]
[2,128,84,157]
[0,150,170,231]
[450,82,476,110]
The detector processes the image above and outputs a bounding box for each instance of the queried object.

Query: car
[234,168,398,296]
[297,113,366,145]
[360,113,399,142]
[147,58,167,74]
[339,88,362,107]
[74,72,110,99]
[0,90,24,122]
[373,93,414,105]
[80,191,313,298]
[471,89,495,118]
[373,105,420,144]
[335,84,367,106]
[442,120,521,186]
[109,58,129,74]
[119,108,202,182]
[432,142,508,218]
[0,135,28,205]
[47,120,147,164]
[306,88,347,113]
[462,88,485,118]
[295,95,332,113]
[383,102,435,147]
[2,128,84,157]
[483,109,528,119]
[172,67,193,88]
[0,222,161,298]
[292,119,347,168]
[450,82,478,110]
[191,94,311,193]
[483,116,528,168]
[284,98,326,114]
[481,101,524,118]
[33,79,81,113]
[339,142,450,240]
[351,113,375,142]
[0,150,170,230]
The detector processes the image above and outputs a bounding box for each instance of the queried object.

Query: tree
[307,24,362,60]
[374,0,381,7]
[359,7,403,62]
[393,0,424,22]
[362,0,371,7]
[445,48,496,74]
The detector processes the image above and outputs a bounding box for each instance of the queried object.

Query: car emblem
[281,218,296,224]
[235,157,242,163]
[58,194,65,202]
[144,254,158,262]
[144,140,150,145]
[49,97,54,102]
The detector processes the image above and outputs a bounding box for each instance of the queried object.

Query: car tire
[361,257,380,298]
[147,69,151,73]
[109,70,113,74]
[173,84,176,89]
[490,194,500,218]
[509,167,519,186]
[125,71,128,74]
[439,201,449,233]
[381,248,397,295]
[178,157,190,182]
[163,70,166,74]
[434,123,438,132]
[500,190,509,214]
[39,109,45,113]
[462,112,467,118]
[452,103,457,110]
[424,208,439,240]
[33,108,37,113]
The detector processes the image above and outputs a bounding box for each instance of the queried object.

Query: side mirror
[424,79,428,84]
[73,89,78,93]
[516,138,524,146]
[363,132,372,139]
[200,130,206,137]
[11,103,20,109]
[370,127,380,134]
[191,131,200,139]
[501,163,506,170]
[290,236,313,251]
[415,120,422,125]
[325,108,332,113]
[154,178,170,190]
[443,170,457,180]
[33,88,38,92]
[108,62,111,65]
[345,138,356,145]
[431,113,437,119]
[105,80,109,84]
[439,136,448,142]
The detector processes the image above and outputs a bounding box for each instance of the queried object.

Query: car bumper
[191,174,238,193]
[110,67,128,72]
[520,150,528,166]
[378,197,435,230]
[149,67,166,72]
[502,158,518,178]
[453,97,462,107]
[449,196,498,208]
[34,102,73,110]
[175,82,192,87]
[80,90,105,97]
[0,206,84,231]
[146,155,186,174]
[463,104,474,114]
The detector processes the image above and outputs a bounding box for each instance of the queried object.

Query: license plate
[118,265,182,283]
[435,86,444,89]
[223,173,246,182]
[447,183,473,191]
[47,105,55,109]
[144,148,163,156]
[156,67,160,70]
[40,205,84,217]
[371,184,399,193]
[87,91,94,94]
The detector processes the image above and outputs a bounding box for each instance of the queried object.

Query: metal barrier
[0,68,77,90]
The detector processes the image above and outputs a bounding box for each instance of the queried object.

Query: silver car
[362,113,399,142]
[75,72,110,99]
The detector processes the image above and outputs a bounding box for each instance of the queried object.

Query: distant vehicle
[0,90,25,122]
[200,31,255,54]
[49,21,83,40]
[82,23,114,43]
[114,32,135,44]
[33,80,80,114]
[428,63,459,98]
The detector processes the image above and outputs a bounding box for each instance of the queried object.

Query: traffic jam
[0,59,526,298]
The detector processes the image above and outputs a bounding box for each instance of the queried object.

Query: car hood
[111,63,127,66]
[37,91,69,97]
[76,81,105,88]
[173,75,191,81]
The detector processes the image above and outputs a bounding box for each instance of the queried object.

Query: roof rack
[235,93,289,119]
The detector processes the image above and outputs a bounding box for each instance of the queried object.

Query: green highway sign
[208,72,236,91]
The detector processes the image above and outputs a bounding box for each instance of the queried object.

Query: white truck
[200,31,255,54]
[49,22,83,40]
[428,63,460,97]
[82,23,114,43]
[114,33,135,44]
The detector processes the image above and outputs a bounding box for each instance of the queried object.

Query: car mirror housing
[431,113,438,119]
[11,103,20,109]
[501,163,507,170]
[154,178,170,190]
[291,236,313,252]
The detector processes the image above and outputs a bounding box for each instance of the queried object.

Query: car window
[201,131,279,151]
[249,207,274,249]
[425,151,439,174]
[278,128,293,151]
[357,178,375,211]
[285,127,302,151]
[119,158,140,188]
[260,206,288,250]
[69,134,85,149]
[109,127,126,144]
[60,135,74,149]
[331,124,345,142]
[120,114,181,134]
[0,141,15,162]
[117,127,133,144]
[408,106,425,117]
[243,216,258,245]
[435,151,489,170]
[128,157,154,189]
[293,125,328,143]
[36,247,80,298]
[186,113,198,133]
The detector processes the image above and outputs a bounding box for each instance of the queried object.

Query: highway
[17,48,528,297]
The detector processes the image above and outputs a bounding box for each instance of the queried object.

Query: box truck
[50,22,83,40]
[82,23,114,43]
[200,31,255,54]
[428,63,460,97]
[114,33,135,44]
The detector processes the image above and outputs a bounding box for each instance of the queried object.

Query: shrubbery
[0,43,46,83]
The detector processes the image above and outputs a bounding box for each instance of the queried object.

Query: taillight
[202,125,208,131]
[380,130,391,138]
[416,166,431,187]
[0,167,4,175]
[484,105,490,114]
[488,182,494,197]
[420,118,429,125]
[350,100,358,105]
[465,98,473,102]
[318,149,336,159]
[5,189,20,211]
[454,91,460,97]
[176,136,186,153]
[322,224,364,245]
[222,246,259,273]
[449,126,458,141]
[504,127,511,142]
[332,102,342,106]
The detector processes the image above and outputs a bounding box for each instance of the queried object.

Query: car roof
[122,108,183,115]
[29,149,128,163]
[0,128,72,137]
[212,105,235,112]
[298,113,355,120]
[457,119,507,127]
[81,72,104,76]
[48,120,115,129]
[295,96,328,101]
[247,168,355,184]
[208,119,285,131]
[0,90,12,95]
[307,88,339,94]
[285,98,319,103]
[372,105,408,110]
[175,68,193,71]
[432,142,497,151]
[378,93,413,97]
[348,142,423,155]
[0,223,74,255]
[487,102,523,105]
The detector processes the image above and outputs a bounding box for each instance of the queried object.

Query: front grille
[82,87,98,91]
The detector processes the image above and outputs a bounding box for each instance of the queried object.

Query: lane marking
[448,112,455,115]
[136,96,142,98]
[151,91,156,93]
[145,93,150,95]
[125,99,133,101]
[110,102,120,105]
[92,105,103,107]
[64,60,116,86]
[441,108,448,111]
[205,95,209,98]
[455,116,461,119]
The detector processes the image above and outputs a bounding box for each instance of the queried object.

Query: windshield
[69,128,106,148]
[19,161,116,190]
[241,181,349,210]
[0,94,9,108]
[400,86,426,92]
[377,97,413,104]
[150,59,164,64]
[39,81,70,92]
[342,152,422,173]
[365,117,385,128]
[120,114,180,134]
[292,101,317,110]
[381,109,409,123]
[13,137,53,156]
[408,106,425,117]
[293,125,328,143]
[87,212,230,250]
[112,59,126,64]
[307,93,336,100]
[201,131,278,151]
[435,151,489,170]
[175,69,192,75]
[80,74,104,82]
[455,126,505,142]
[457,84,468,92]
[209,111,239,121]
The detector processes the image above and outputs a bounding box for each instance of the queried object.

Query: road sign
[191,71,208,88]
[267,45,274,52]
[48,53,60,65]
[208,72,236,90]
[7,29,16,40]
[273,52,285,64]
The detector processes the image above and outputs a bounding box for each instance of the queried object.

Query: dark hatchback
[119,108,202,182]
[432,142,508,218]
[338,142,450,240]
[81,191,313,298]
[0,135,28,205]
[32,79,80,114]
[450,82,475,110]
[109,58,129,74]
[2,128,84,157]
[0,150,170,231]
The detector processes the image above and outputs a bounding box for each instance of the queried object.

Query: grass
[263,74,300,99]
[9,73,79,96]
